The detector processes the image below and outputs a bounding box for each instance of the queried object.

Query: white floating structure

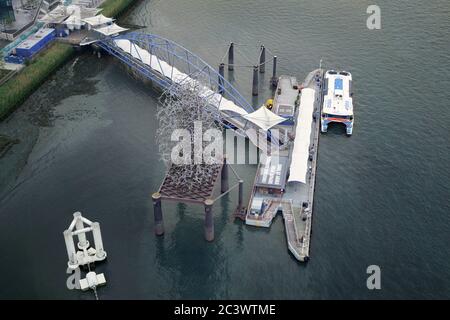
[80,271,106,291]
[63,212,107,269]
[321,70,354,135]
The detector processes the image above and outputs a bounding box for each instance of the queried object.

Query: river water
[0,0,449,299]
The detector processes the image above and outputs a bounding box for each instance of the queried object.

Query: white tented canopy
[83,14,113,27]
[95,23,128,36]
[243,106,286,131]
[65,15,84,30]
[288,88,315,184]
[66,5,102,18]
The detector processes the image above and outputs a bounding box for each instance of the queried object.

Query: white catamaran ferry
[321,70,354,135]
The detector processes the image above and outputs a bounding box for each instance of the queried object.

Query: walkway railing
[98,32,255,116]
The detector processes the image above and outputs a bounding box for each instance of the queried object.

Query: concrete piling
[221,156,229,193]
[259,45,266,73]
[204,199,214,241]
[152,192,164,236]
[228,42,234,71]
[252,65,259,96]
[271,55,278,87]
[218,63,225,94]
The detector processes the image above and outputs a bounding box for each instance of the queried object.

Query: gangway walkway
[96,32,285,149]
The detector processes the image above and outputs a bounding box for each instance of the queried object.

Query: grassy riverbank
[0,43,75,121]
[0,0,138,122]
[100,0,137,18]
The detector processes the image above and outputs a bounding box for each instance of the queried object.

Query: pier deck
[245,70,323,262]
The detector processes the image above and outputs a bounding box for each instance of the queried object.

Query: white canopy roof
[66,5,101,18]
[65,15,84,25]
[243,106,286,131]
[95,23,128,36]
[83,14,113,26]
[288,88,315,184]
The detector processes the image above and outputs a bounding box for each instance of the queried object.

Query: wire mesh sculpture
[156,82,224,192]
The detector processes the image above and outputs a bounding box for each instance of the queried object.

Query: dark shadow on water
[154,199,231,298]
[324,122,348,136]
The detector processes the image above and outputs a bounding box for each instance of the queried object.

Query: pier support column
[152,192,164,236]
[259,45,266,74]
[271,56,278,87]
[74,212,89,249]
[204,199,214,242]
[63,230,77,268]
[238,179,244,211]
[218,63,225,95]
[91,222,106,259]
[228,42,234,71]
[221,156,229,193]
[252,65,259,96]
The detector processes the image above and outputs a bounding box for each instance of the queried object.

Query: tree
[0,53,5,70]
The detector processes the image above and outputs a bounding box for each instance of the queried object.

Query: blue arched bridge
[96,32,286,147]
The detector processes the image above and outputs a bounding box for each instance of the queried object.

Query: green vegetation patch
[100,0,137,18]
[0,42,75,121]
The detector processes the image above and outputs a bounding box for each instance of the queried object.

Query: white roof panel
[95,23,128,36]
[83,14,113,26]
[288,88,315,184]
[243,106,286,131]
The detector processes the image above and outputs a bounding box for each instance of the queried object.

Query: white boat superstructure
[321,70,354,135]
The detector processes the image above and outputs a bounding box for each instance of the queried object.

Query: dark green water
[0,0,449,299]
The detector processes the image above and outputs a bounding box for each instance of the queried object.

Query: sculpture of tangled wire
[156,82,223,191]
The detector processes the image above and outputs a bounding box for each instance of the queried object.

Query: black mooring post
[218,63,225,94]
[221,156,229,193]
[238,179,244,211]
[259,45,266,74]
[271,55,278,87]
[204,199,214,241]
[228,42,234,71]
[252,65,259,96]
[152,192,164,236]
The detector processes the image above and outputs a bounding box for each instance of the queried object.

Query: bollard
[228,42,234,71]
[218,63,225,94]
[204,199,214,241]
[152,192,164,236]
[221,156,229,193]
[252,65,259,96]
[238,179,244,211]
[259,45,266,74]
[271,55,278,87]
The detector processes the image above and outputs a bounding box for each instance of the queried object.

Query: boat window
[328,71,337,75]
[339,71,349,76]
